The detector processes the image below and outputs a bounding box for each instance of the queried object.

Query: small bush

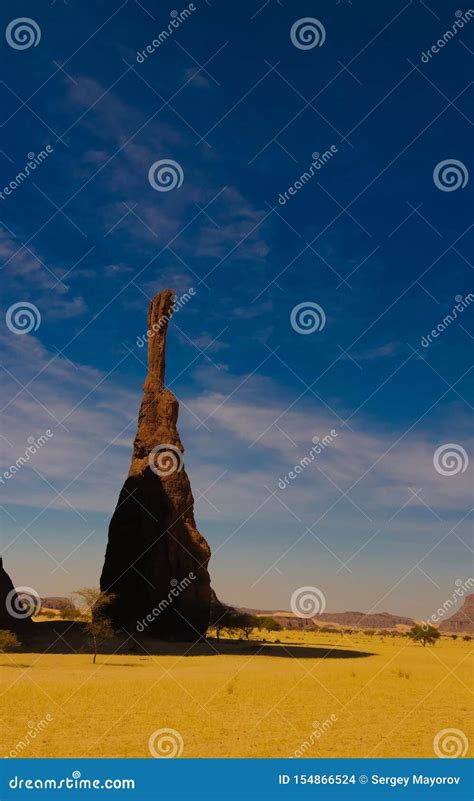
[0,630,21,653]
[397,668,410,679]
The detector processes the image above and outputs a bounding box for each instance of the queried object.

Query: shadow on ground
[13,621,375,659]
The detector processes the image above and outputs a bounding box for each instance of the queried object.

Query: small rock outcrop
[99,289,211,640]
[0,557,34,634]
[440,593,474,633]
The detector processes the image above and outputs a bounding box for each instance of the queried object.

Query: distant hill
[40,594,474,632]
[440,594,474,633]
[316,610,413,629]
[240,607,414,630]
[41,597,68,610]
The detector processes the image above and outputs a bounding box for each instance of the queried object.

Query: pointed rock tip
[146,289,176,382]
[151,287,175,304]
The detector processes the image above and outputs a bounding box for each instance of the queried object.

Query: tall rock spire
[100,289,211,640]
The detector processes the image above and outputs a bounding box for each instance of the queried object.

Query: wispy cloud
[342,342,402,361]
[0,230,87,319]
[66,76,271,263]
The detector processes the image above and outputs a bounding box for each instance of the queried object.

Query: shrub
[0,630,21,653]
[397,668,410,679]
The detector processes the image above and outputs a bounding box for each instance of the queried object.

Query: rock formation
[440,593,474,633]
[241,608,414,630]
[0,557,34,634]
[99,289,211,640]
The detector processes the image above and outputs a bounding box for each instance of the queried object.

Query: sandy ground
[1,626,472,758]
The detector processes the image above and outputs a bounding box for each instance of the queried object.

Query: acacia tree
[408,623,441,647]
[208,598,240,641]
[232,612,259,639]
[257,616,282,633]
[73,588,116,664]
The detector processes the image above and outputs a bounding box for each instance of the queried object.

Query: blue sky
[0,0,472,618]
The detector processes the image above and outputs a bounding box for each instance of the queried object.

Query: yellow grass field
[1,630,472,759]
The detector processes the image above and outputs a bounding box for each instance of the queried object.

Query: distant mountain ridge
[41,597,68,609]
[241,608,414,630]
[40,595,474,633]
[240,595,474,632]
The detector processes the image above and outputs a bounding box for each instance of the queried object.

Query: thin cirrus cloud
[2,327,468,524]
[64,75,271,262]
[184,364,472,520]
[0,333,137,515]
[0,229,87,319]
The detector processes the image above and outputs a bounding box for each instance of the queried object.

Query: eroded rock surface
[0,557,34,634]
[440,593,474,633]
[100,289,211,640]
